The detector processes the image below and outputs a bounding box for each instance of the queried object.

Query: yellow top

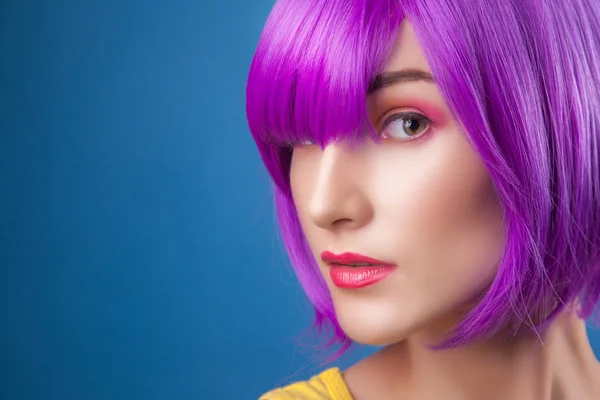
[259,367,354,400]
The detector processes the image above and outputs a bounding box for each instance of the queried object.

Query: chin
[334,305,418,346]
[345,330,407,347]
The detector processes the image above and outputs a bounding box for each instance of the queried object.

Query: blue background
[0,1,598,399]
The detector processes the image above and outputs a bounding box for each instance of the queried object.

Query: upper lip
[320,251,395,267]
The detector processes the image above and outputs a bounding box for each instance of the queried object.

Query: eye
[297,139,315,146]
[282,138,315,152]
[289,138,315,148]
[380,111,431,140]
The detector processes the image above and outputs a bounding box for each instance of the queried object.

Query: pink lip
[321,251,396,289]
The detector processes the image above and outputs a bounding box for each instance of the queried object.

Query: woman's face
[289,20,505,346]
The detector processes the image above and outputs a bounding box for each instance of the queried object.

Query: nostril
[332,218,354,227]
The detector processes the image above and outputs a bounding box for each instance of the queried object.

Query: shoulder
[259,368,353,400]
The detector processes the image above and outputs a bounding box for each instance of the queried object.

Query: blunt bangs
[246,0,403,190]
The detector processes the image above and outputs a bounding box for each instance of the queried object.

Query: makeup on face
[321,251,397,288]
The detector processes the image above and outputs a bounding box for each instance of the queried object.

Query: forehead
[384,20,432,73]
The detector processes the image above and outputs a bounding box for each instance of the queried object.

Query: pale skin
[289,20,600,400]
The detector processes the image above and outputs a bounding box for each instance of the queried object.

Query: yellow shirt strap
[259,367,353,400]
[320,368,354,400]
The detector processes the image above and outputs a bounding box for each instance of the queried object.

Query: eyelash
[379,111,432,141]
[286,110,433,149]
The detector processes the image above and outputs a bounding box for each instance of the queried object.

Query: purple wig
[246,0,600,352]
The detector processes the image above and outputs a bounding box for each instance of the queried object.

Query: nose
[308,143,374,231]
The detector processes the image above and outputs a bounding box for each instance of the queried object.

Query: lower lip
[329,265,396,288]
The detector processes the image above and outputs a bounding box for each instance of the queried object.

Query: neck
[347,308,600,400]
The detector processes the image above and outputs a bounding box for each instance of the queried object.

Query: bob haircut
[246,0,600,353]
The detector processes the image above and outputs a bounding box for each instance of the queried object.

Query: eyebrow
[367,68,435,93]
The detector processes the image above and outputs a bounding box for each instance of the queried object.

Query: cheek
[373,130,505,299]
[289,150,328,253]
[289,150,316,217]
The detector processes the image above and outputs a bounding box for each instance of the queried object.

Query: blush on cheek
[388,128,505,315]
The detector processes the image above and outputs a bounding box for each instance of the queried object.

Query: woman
[246,0,600,398]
